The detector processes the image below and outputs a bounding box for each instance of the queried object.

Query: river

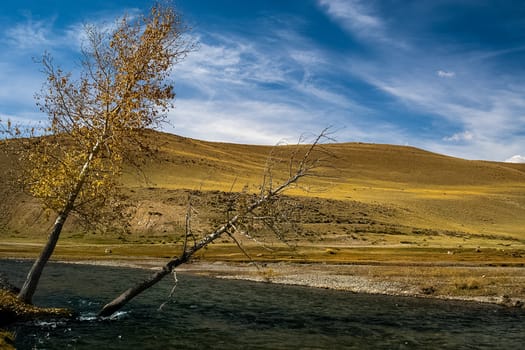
[1,260,524,349]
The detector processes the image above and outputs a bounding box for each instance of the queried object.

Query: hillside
[1,130,525,248]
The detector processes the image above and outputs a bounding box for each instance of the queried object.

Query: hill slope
[1,130,525,247]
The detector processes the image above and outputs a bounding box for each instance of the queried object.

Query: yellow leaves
[21,3,190,217]
[23,135,120,212]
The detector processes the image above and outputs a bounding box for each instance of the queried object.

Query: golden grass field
[1,130,525,304]
[131,132,525,236]
[1,129,525,247]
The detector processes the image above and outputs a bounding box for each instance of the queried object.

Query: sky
[1,0,525,162]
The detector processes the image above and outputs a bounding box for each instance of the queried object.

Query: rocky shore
[61,259,525,309]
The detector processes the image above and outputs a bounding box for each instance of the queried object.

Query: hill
[1,129,525,249]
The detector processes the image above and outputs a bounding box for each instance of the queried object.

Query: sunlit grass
[2,130,525,248]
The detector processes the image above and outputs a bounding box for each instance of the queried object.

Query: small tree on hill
[6,3,192,304]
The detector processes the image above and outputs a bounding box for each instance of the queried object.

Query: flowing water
[1,259,524,349]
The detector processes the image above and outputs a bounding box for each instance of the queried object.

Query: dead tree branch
[98,128,331,317]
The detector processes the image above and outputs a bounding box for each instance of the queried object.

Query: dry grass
[102,131,525,241]
[0,329,15,350]
[2,129,525,244]
[1,130,525,305]
[1,240,523,267]
[0,289,73,326]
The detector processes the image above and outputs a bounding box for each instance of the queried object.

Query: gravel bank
[56,259,525,308]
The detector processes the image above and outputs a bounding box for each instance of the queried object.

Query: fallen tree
[99,130,331,317]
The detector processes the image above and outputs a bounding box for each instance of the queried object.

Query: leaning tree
[98,130,331,317]
[3,3,192,304]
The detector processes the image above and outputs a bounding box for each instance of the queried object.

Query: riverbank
[6,258,524,350]
[54,258,525,309]
[0,329,15,350]
[2,240,524,309]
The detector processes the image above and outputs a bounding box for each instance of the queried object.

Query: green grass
[2,239,523,267]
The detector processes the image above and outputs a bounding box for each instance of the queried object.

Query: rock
[421,286,436,295]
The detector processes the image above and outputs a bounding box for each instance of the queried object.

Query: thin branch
[158,270,178,311]
[226,228,261,272]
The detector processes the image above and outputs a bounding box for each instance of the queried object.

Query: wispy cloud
[4,16,54,49]
[169,29,371,145]
[313,0,525,161]
[437,70,455,78]
[2,15,82,52]
[377,81,524,160]
[0,111,48,129]
[317,0,383,39]
[0,7,145,120]
[343,44,525,161]
[1,2,523,162]
[443,130,474,142]
[2,9,138,52]
[94,7,525,161]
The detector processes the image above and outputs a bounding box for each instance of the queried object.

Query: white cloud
[2,3,523,163]
[5,17,53,50]
[0,9,164,132]
[316,0,407,48]
[173,37,290,97]
[345,52,525,160]
[0,112,48,136]
[168,25,525,162]
[2,12,368,148]
[437,70,455,78]
[318,0,382,35]
[172,30,365,113]
[505,155,525,163]
[314,0,525,162]
[443,130,474,142]
[168,29,388,147]
[166,99,310,145]
[3,9,140,53]
[167,96,405,148]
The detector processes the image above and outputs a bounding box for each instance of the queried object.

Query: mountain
[1,130,524,247]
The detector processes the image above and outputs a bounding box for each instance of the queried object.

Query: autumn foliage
[28,4,190,213]
[3,3,192,303]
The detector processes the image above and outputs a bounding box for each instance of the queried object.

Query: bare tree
[98,130,331,317]
[0,3,193,304]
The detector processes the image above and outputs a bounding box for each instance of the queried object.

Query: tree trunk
[99,219,236,317]
[98,258,183,317]
[18,142,100,304]
[98,155,314,317]
[17,211,70,303]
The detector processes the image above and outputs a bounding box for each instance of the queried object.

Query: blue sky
[1,0,525,162]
